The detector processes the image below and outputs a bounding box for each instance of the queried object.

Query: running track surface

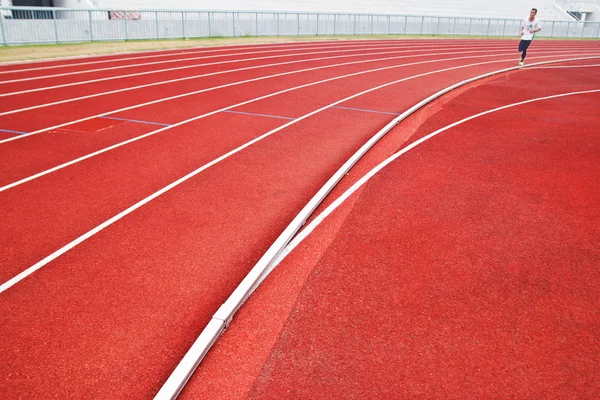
[1,39,599,399]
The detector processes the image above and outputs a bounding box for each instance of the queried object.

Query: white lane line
[0,43,301,72]
[0,40,589,86]
[0,43,505,98]
[528,64,600,69]
[0,38,525,71]
[2,55,597,298]
[0,41,470,84]
[0,54,515,192]
[0,40,401,75]
[3,47,595,146]
[0,39,451,72]
[0,48,530,143]
[153,59,600,400]
[280,87,600,261]
[0,52,554,193]
[0,48,511,117]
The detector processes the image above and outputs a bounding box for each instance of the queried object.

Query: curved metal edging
[153,54,600,400]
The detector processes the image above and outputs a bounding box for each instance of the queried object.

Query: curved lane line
[0,48,513,134]
[153,56,600,400]
[0,43,506,98]
[0,39,460,72]
[528,64,600,69]
[0,52,556,192]
[0,44,506,100]
[0,39,586,76]
[3,55,584,293]
[1,48,593,146]
[0,42,467,84]
[0,41,378,74]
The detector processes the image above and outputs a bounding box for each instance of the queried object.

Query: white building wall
[53,0,572,21]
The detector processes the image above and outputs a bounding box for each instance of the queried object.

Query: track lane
[0,50,548,184]
[181,64,600,400]
[0,40,389,78]
[1,40,496,81]
[0,41,322,72]
[1,40,593,97]
[0,44,513,110]
[1,47,532,133]
[0,98,398,400]
[2,54,537,282]
[3,55,600,280]
[1,42,455,93]
[0,39,520,74]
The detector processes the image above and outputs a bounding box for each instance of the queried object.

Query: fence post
[354,14,356,35]
[334,14,336,35]
[181,12,185,38]
[581,22,585,38]
[52,9,59,43]
[436,17,440,34]
[277,13,280,36]
[256,12,258,36]
[124,12,129,40]
[566,20,570,38]
[370,15,373,35]
[155,11,159,39]
[208,12,211,37]
[596,22,600,38]
[468,18,472,35]
[0,9,6,45]
[297,13,300,36]
[404,15,407,34]
[233,12,236,36]
[89,10,94,41]
[486,19,490,36]
[388,15,391,34]
[452,17,456,35]
[551,21,555,37]
[316,13,319,36]
[502,19,506,36]
[0,13,6,46]
[420,16,424,34]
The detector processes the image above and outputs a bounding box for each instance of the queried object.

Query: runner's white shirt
[521,17,542,40]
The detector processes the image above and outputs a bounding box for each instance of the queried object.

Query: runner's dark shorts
[519,40,532,52]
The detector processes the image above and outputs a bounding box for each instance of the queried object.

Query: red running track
[1,39,599,399]
[186,59,600,399]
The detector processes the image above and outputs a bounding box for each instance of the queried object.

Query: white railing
[555,0,600,11]
[1,6,599,45]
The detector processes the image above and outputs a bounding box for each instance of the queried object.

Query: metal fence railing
[555,0,600,12]
[1,6,600,45]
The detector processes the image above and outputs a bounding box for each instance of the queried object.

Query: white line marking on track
[279,88,600,261]
[528,64,600,69]
[0,43,306,72]
[153,58,600,400]
[0,41,407,75]
[0,52,569,191]
[2,56,598,297]
[0,39,463,72]
[0,38,585,74]
[0,42,480,84]
[1,42,594,93]
[2,48,597,146]
[0,43,510,98]
[0,38,539,71]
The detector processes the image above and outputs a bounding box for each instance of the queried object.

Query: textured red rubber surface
[184,61,600,399]
[1,40,599,399]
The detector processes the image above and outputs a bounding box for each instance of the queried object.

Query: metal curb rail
[154,54,600,400]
